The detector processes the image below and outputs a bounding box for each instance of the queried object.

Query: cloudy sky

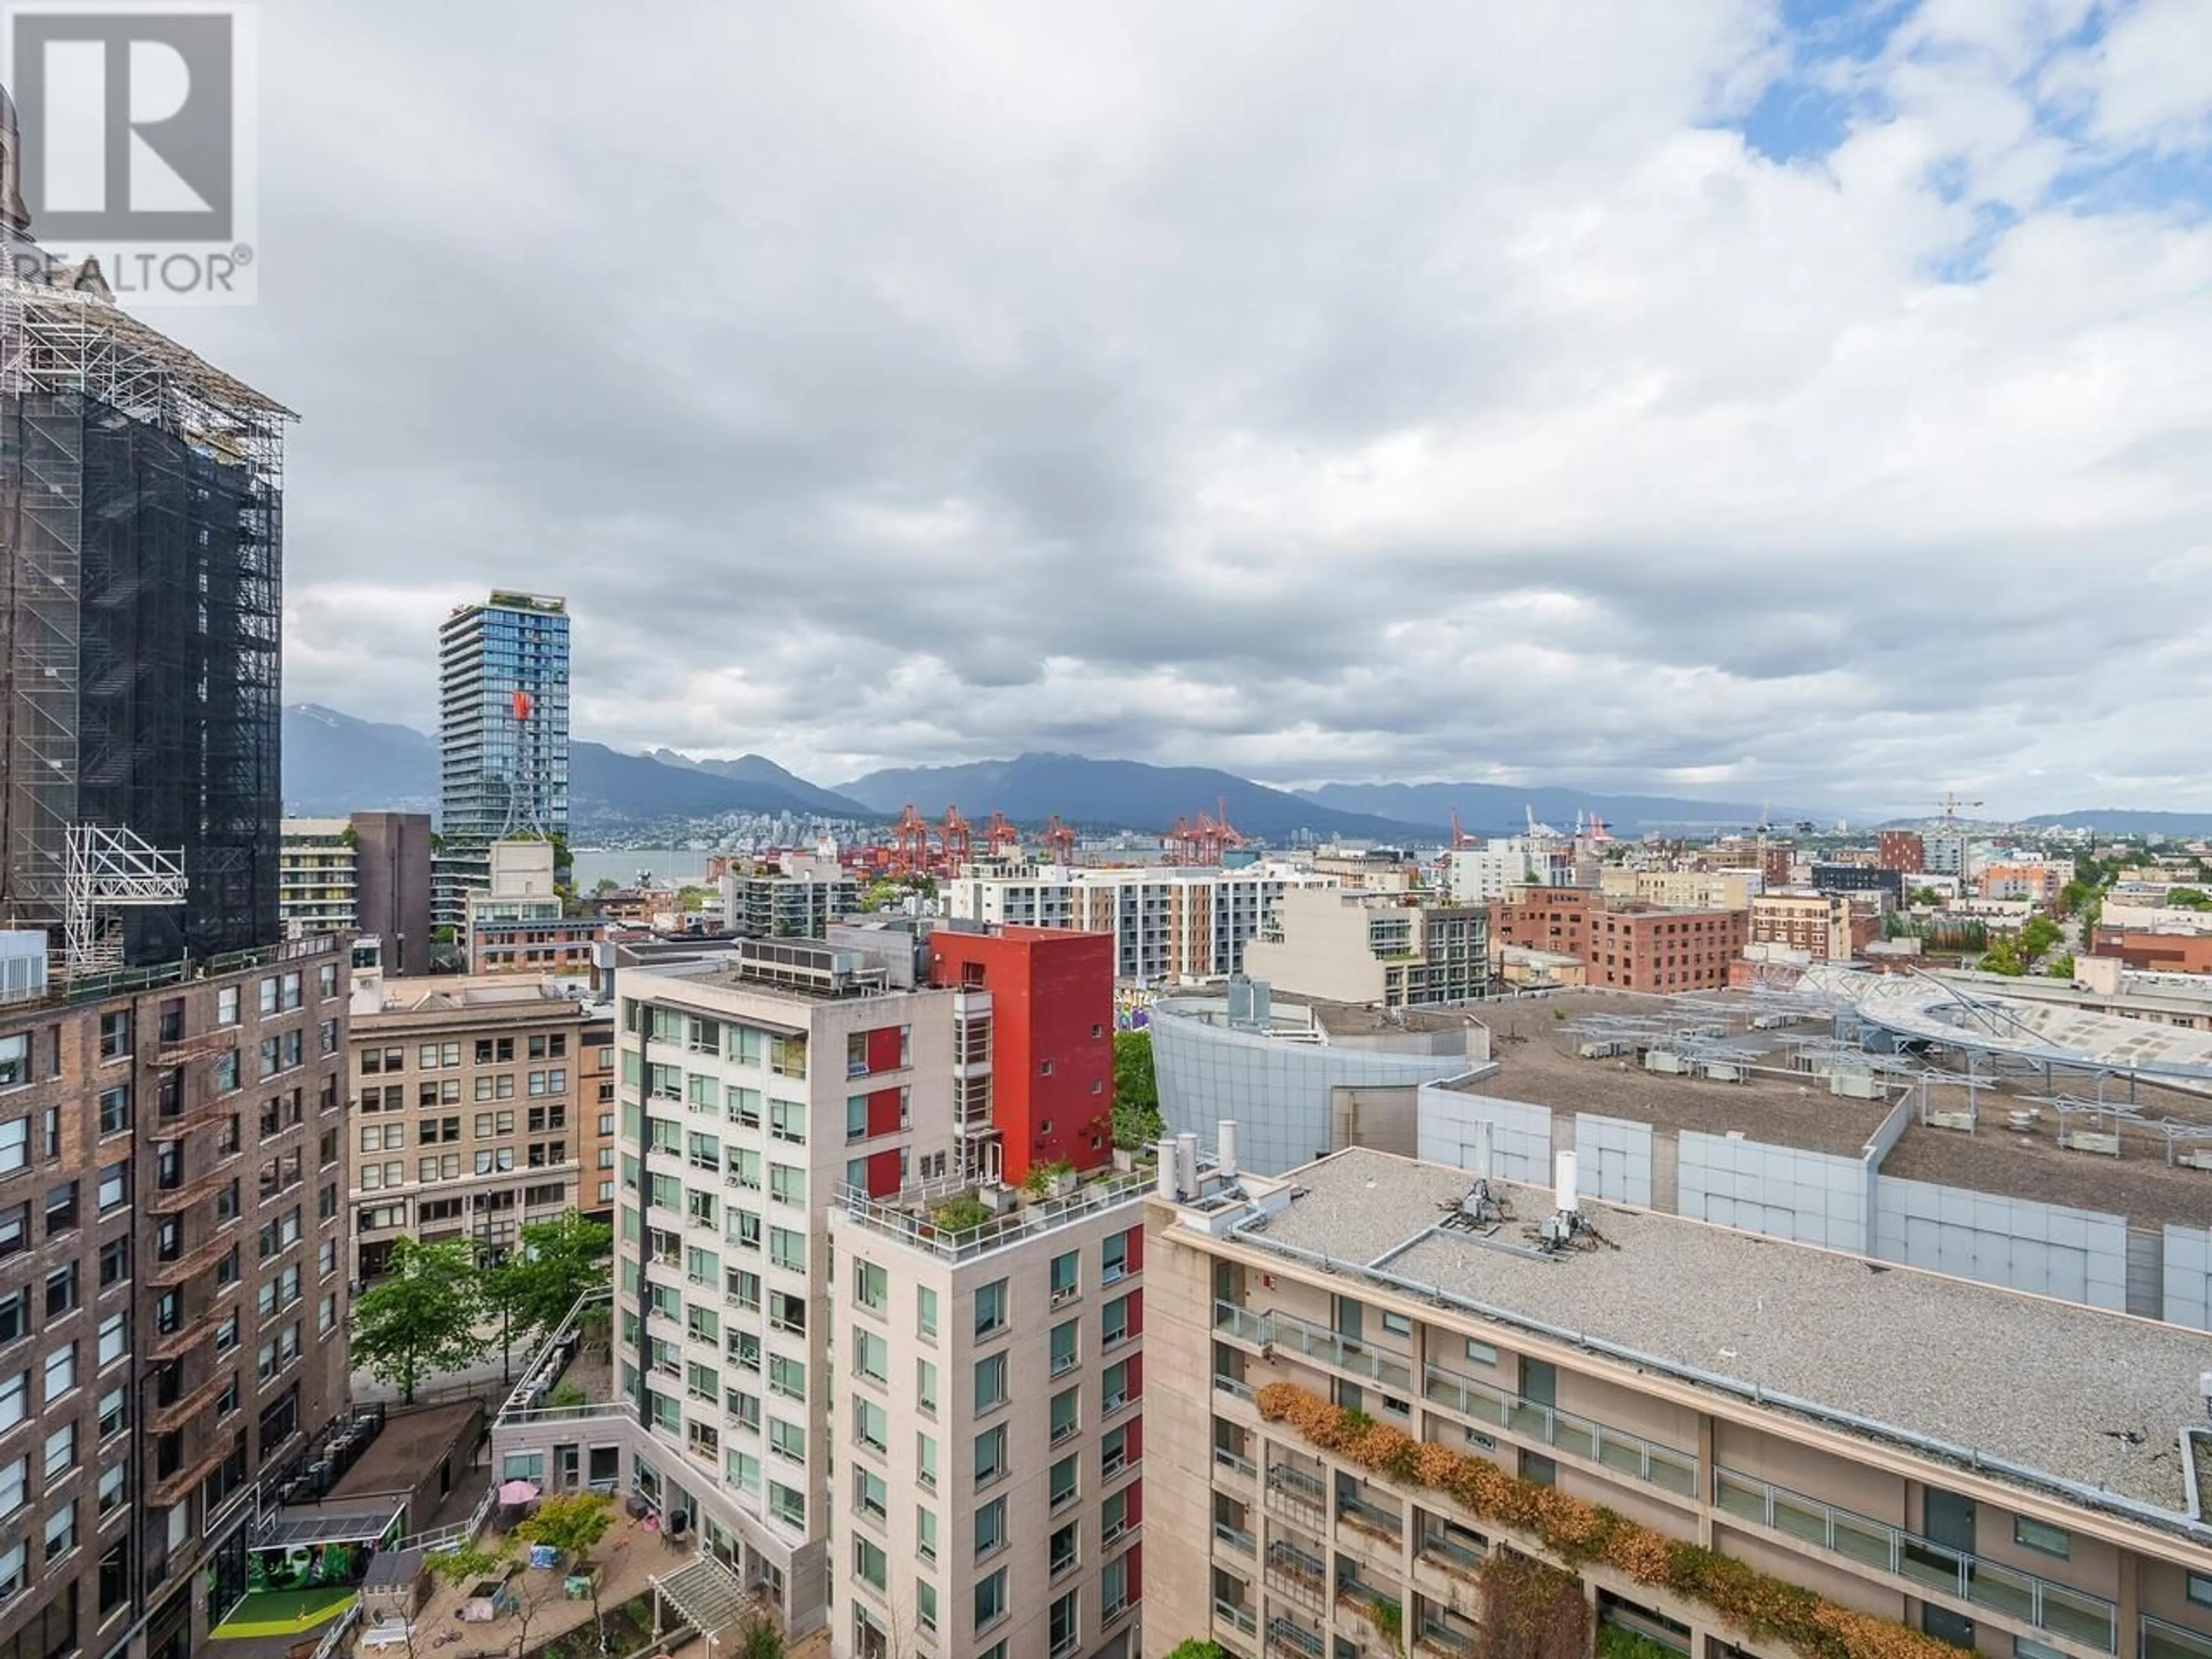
[166,0,2212,817]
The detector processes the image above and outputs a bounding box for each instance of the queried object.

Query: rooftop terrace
[1207,1147,2212,1521]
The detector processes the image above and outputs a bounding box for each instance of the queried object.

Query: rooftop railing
[1424,1359,1698,1497]
[1213,1300,1413,1393]
[835,1164,1155,1262]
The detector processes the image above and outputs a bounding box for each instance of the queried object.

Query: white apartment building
[944,862,1338,983]
[279,817,357,935]
[826,1171,1150,1659]
[1446,840,1539,905]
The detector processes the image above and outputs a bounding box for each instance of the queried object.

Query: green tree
[735,1615,785,1659]
[677,884,714,912]
[1977,936,2027,976]
[352,1237,487,1404]
[426,1540,552,1657]
[1164,1643,1228,1659]
[514,1493,618,1654]
[2018,916,2062,959]
[2046,953,2077,980]
[2168,886,2212,911]
[1111,1030,1163,1149]
[1907,885,1940,907]
[592,877,620,896]
[487,1213,615,1355]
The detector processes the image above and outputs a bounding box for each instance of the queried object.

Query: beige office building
[1600,869,1760,911]
[347,968,608,1279]
[1145,1144,2212,1659]
[1243,889,1489,1008]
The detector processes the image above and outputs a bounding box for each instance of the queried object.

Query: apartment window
[0,1037,25,1090]
[916,1358,937,1415]
[43,1344,74,1402]
[1381,1309,1412,1336]
[0,1291,21,1348]
[973,1351,1007,1412]
[1050,1519,1078,1576]
[96,1160,127,1213]
[1101,1423,1132,1478]
[96,1464,124,1518]
[854,1259,887,1312]
[0,1455,21,1519]
[2188,1571,2212,1609]
[768,1482,804,1528]
[97,1010,130,1059]
[974,1278,1007,1339]
[1050,1386,1080,1445]
[729,1210,762,1252]
[97,1084,130,1135]
[973,1568,1007,1633]
[1050,1318,1079,1376]
[917,1431,937,1491]
[769,1353,805,1402]
[1101,1484,1131,1543]
[768,1163,805,1207]
[973,1423,1006,1486]
[2012,1517,2070,1559]
[854,1398,888,1455]
[918,1285,938,1342]
[853,1328,888,1385]
[852,1535,887,1593]
[768,1291,806,1335]
[97,1386,126,1440]
[0,1120,23,1176]
[43,1177,78,1237]
[43,1501,74,1563]
[97,1312,125,1368]
[769,1417,805,1467]
[1050,1249,1080,1305]
[1465,1337,1498,1367]
[1048,1588,1080,1657]
[768,1100,805,1144]
[1101,1230,1130,1283]
[974,1494,1007,1559]
[768,1226,805,1274]
[1100,1551,1130,1619]
[914,1503,935,1562]
[41,1422,74,1480]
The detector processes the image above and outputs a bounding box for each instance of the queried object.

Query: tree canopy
[1111,1029,1164,1149]
[352,1237,487,1403]
[486,1213,615,1350]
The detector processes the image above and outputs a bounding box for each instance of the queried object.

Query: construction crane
[1936,791,1984,824]
[1448,808,1479,851]
[890,804,931,876]
[1186,797,1244,865]
[1042,815,1078,864]
[983,811,1021,856]
[938,806,974,872]
[1165,816,1201,864]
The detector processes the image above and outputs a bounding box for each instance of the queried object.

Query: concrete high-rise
[437,592,570,846]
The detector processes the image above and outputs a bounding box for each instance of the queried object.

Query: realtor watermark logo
[1,1,258,302]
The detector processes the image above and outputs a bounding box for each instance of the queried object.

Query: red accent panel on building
[865,1086,903,1138]
[1124,1417,1142,1463]
[1118,1287,1143,1339]
[925,925,1116,1183]
[865,1149,902,1196]
[1123,1479,1143,1527]
[1126,1539,1141,1599]
[864,1025,903,1074]
[1122,1224,1143,1275]
[1123,1352,1143,1400]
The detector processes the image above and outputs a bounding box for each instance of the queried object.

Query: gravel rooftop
[1237,1146,2212,1513]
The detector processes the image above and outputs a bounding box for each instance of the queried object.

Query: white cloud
[142,0,2212,816]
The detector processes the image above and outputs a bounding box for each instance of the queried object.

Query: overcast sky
[165,0,2212,817]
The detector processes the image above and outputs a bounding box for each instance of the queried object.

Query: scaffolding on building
[0,275,293,963]
[63,823,186,977]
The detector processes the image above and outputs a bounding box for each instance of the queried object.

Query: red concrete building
[925,923,1116,1182]
[1878,830,1926,873]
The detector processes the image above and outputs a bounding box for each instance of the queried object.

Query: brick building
[1490,888,1745,993]
[1878,830,1926,873]
[0,935,354,1659]
[1749,892,1873,963]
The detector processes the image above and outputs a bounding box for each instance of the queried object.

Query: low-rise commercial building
[1146,1143,2212,1659]
[1749,891,1868,963]
[1243,890,1490,1009]
[1599,869,1758,910]
[1491,889,1745,993]
[347,967,607,1279]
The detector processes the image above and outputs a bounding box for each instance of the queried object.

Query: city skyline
[156,1,2212,812]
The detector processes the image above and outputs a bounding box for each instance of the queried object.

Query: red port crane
[1042,815,1078,863]
[1449,808,1479,850]
[938,806,974,872]
[983,811,1021,855]
[891,804,931,876]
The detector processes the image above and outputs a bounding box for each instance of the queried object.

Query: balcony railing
[1215,1520,1256,1556]
[1338,1491,1402,1544]
[834,1166,1156,1262]
[1215,1300,1412,1394]
[1714,1468,2117,1653]
[1266,1614,1325,1658]
[1214,1597,1258,1637]
[1425,1359,1697,1497]
[1214,1447,1256,1482]
[2143,1613,2212,1659]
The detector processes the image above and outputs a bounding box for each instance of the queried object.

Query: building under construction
[0,274,292,966]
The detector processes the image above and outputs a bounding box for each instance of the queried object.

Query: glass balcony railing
[1338,1492,1403,1544]
[1215,1447,1257,1480]
[1267,1462,1327,1505]
[1714,1468,2117,1654]
[1214,1597,1257,1637]
[1214,1520,1256,1556]
[1424,1361,1697,1497]
[1215,1300,1414,1394]
[1266,1614,1325,1658]
[2143,1613,2212,1659]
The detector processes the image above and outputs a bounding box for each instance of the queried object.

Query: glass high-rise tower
[438,592,571,844]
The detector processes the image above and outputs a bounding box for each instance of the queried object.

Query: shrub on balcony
[1252,1381,1968,1659]
[1482,1548,1590,1659]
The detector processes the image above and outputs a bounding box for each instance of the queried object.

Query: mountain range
[282,705,2212,841]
